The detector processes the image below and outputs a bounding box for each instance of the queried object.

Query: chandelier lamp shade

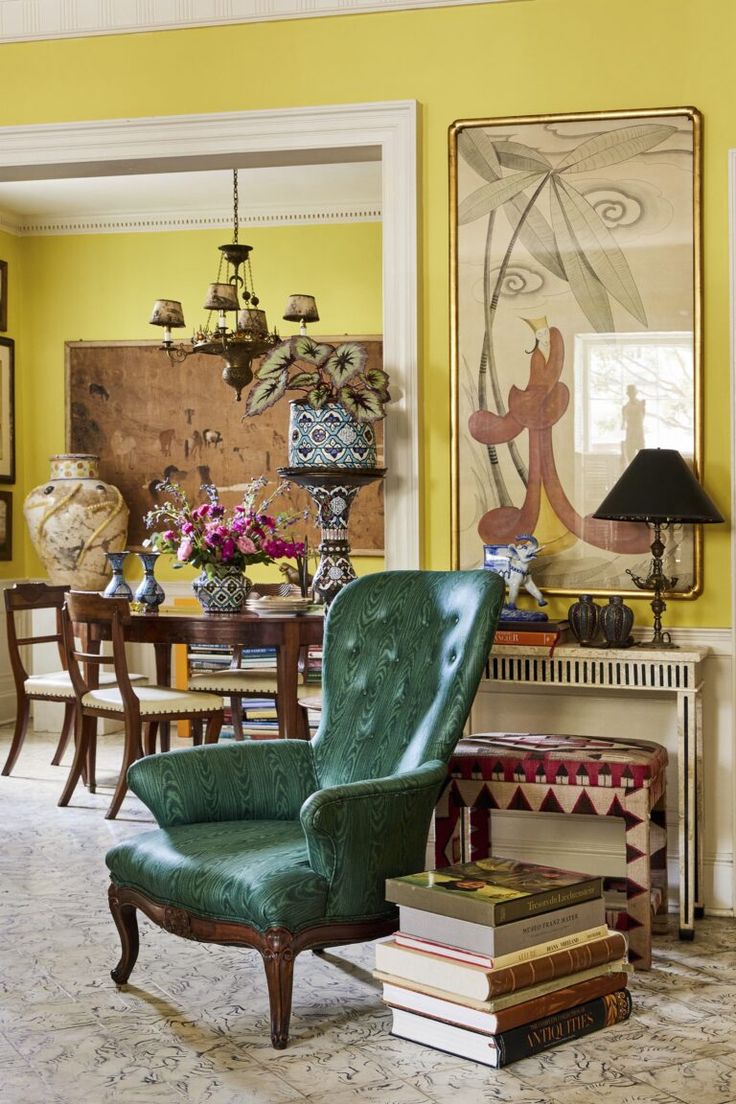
[282,294,320,336]
[592,448,723,648]
[148,169,293,401]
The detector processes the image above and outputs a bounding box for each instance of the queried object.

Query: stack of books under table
[377,857,632,1068]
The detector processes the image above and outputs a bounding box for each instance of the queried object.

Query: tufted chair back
[311,570,504,789]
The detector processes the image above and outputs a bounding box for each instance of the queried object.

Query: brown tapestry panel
[66,340,384,553]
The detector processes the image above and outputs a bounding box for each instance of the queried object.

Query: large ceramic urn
[288,401,377,468]
[24,454,129,589]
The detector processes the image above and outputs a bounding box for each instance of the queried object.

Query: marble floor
[2,728,736,1104]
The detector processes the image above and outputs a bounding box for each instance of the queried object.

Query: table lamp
[592,448,723,648]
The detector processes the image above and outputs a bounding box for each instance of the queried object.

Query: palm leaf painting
[457,116,676,513]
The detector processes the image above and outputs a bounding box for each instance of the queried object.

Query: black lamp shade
[593,448,723,524]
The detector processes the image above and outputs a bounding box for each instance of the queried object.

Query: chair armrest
[300,760,447,920]
[128,740,318,827]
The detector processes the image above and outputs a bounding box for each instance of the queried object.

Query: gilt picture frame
[0,337,15,484]
[0,261,7,332]
[450,107,702,598]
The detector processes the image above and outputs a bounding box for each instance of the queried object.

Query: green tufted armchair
[105,569,504,1047]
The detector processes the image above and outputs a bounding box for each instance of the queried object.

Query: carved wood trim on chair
[108,882,398,1048]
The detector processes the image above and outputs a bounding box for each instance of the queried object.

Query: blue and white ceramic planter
[288,401,376,469]
[192,566,251,613]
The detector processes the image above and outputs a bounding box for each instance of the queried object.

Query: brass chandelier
[149,169,282,401]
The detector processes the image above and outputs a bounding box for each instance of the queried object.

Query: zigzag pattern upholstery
[434,732,668,969]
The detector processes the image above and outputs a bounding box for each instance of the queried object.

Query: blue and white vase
[192,565,251,613]
[103,550,133,599]
[288,401,376,469]
[134,550,165,613]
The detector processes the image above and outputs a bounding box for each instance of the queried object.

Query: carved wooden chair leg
[86,723,97,792]
[143,721,158,756]
[58,712,92,807]
[231,694,244,740]
[158,722,171,753]
[1,698,30,776]
[106,721,142,820]
[260,929,296,1049]
[204,713,223,744]
[50,701,75,766]
[108,885,140,985]
[190,718,203,746]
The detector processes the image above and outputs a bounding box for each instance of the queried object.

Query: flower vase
[288,401,376,468]
[134,550,165,613]
[23,454,129,589]
[103,550,133,599]
[600,595,635,648]
[567,594,602,644]
[192,565,251,613]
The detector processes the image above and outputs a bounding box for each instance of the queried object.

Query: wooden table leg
[154,641,171,751]
[277,623,302,740]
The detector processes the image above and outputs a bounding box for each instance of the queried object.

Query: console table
[474,643,708,940]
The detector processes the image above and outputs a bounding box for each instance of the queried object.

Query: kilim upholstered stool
[434,733,668,969]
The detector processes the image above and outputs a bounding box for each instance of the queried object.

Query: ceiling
[0,162,383,236]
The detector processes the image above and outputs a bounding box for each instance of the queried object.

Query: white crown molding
[0,202,382,237]
[0,1,521,43]
[0,102,419,571]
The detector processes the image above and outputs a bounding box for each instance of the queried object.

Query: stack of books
[301,645,323,685]
[377,857,632,1068]
[493,619,570,651]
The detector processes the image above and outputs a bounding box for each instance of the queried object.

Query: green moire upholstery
[105,569,504,1047]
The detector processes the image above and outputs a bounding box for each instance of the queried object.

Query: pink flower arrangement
[145,479,305,573]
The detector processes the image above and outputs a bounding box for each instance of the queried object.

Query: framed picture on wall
[450,107,702,598]
[0,337,15,483]
[0,490,12,559]
[0,260,7,332]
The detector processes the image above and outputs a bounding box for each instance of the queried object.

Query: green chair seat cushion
[106,820,329,933]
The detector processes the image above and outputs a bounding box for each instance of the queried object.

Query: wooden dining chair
[58,591,225,819]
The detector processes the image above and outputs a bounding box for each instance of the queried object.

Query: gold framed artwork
[0,490,12,560]
[450,107,702,597]
[0,260,6,332]
[0,337,15,484]
[65,339,384,553]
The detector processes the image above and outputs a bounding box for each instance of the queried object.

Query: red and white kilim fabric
[434,732,668,969]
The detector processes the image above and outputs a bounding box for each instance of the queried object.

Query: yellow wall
[18,221,382,582]
[0,0,732,622]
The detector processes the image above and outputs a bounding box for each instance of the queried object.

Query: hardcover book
[394,923,610,970]
[374,960,629,1015]
[398,898,607,957]
[386,857,602,927]
[376,931,627,1001]
[389,989,632,1068]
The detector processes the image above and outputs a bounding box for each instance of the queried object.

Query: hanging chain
[232,168,239,244]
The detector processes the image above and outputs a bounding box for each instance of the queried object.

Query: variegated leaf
[308,385,331,409]
[554,176,647,325]
[294,336,333,367]
[495,140,552,173]
[364,367,390,393]
[324,343,368,387]
[245,369,289,414]
[339,386,385,422]
[556,123,676,174]
[256,343,295,379]
[287,371,320,389]
[550,178,613,333]
[459,129,501,181]
[458,170,547,225]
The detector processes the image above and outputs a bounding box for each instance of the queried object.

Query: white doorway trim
[728,149,736,912]
[0,100,419,570]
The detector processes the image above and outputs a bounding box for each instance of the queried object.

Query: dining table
[107,606,325,741]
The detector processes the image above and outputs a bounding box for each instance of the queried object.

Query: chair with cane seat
[59,591,225,819]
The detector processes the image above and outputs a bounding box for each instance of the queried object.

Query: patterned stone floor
[2,728,736,1104]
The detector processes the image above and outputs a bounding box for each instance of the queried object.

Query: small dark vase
[600,595,635,647]
[567,594,602,644]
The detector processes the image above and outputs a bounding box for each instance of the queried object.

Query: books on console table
[493,620,570,647]
[398,898,606,958]
[385,857,602,927]
[389,988,632,1068]
[376,931,627,1001]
